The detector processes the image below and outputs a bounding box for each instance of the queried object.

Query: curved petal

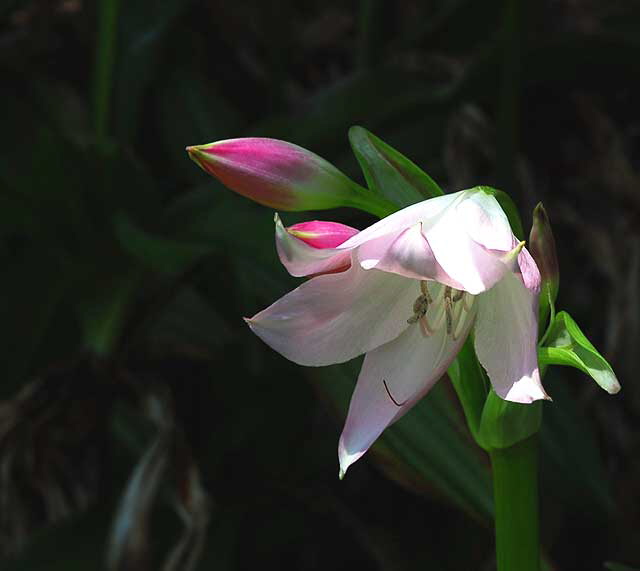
[338,189,464,250]
[338,292,476,476]
[357,223,463,288]
[516,243,541,292]
[275,214,352,276]
[246,264,417,366]
[423,203,514,295]
[474,271,550,403]
[458,191,514,251]
[275,191,465,277]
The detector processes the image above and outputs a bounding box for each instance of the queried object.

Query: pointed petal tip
[606,377,622,395]
[338,467,346,480]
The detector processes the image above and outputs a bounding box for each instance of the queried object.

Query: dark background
[1,1,638,569]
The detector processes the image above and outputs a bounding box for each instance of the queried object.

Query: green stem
[92,0,120,145]
[490,435,540,571]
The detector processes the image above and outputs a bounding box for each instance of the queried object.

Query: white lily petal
[338,292,476,475]
[423,201,514,295]
[458,191,514,251]
[246,264,417,366]
[474,271,550,403]
[337,190,466,250]
[356,223,464,288]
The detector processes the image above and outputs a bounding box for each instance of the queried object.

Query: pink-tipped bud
[529,203,559,331]
[186,138,363,212]
[286,220,359,249]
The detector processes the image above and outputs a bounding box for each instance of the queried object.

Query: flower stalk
[490,435,540,571]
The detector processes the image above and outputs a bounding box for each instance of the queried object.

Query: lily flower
[245,188,549,476]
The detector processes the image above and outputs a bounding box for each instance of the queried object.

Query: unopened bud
[186,138,392,216]
[529,203,560,327]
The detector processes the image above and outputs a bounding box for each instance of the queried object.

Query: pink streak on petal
[287,220,360,249]
[246,262,417,366]
[338,303,476,475]
[474,271,549,404]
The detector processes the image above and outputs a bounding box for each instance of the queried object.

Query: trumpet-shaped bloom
[246,188,549,476]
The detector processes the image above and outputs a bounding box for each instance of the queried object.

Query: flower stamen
[407,281,432,325]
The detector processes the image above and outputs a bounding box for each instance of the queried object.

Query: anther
[444,287,454,335]
[420,280,433,303]
[383,379,407,407]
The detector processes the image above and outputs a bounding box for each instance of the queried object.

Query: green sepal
[476,186,525,240]
[348,126,444,208]
[476,390,543,452]
[538,311,620,395]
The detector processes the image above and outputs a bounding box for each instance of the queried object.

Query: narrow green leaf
[538,311,620,394]
[604,563,640,571]
[113,0,195,141]
[540,375,615,517]
[114,213,214,276]
[77,271,140,356]
[348,126,443,207]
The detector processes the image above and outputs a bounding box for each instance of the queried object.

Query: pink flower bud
[286,220,359,249]
[186,138,366,212]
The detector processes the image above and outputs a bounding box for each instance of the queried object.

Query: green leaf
[114,213,215,276]
[540,375,615,517]
[476,390,543,451]
[538,311,620,395]
[310,359,493,522]
[113,0,195,141]
[77,271,140,356]
[348,126,444,207]
[604,563,640,571]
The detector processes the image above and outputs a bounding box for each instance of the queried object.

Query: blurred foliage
[1,0,639,570]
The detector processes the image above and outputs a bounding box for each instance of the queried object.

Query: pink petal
[287,220,359,249]
[338,287,476,476]
[516,242,542,293]
[275,214,351,277]
[246,262,417,366]
[474,271,550,403]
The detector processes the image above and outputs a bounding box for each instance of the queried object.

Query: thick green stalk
[490,435,540,571]
[92,0,120,145]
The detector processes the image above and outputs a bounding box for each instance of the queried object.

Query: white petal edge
[246,264,417,366]
[474,271,550,403]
